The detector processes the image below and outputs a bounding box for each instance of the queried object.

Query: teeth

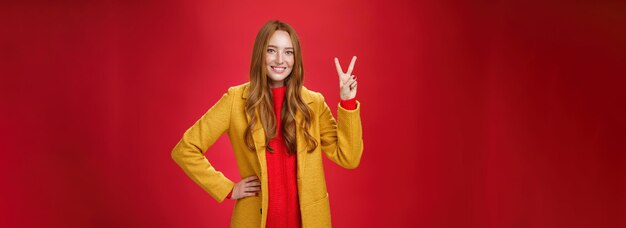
[272,66,286,72]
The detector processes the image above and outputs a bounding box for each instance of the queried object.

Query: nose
[276,52,284,64]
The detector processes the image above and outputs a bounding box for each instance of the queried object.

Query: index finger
[243,176,259,182]
[347,56,357,75]
[334,57,344,75]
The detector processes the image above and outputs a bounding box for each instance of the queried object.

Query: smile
[271,66,287,73]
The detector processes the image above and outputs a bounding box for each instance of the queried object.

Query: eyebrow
[268,45,294,49]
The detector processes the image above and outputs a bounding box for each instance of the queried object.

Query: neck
[269,80,285,88]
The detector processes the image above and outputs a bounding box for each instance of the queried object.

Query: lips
[271,66,287,74]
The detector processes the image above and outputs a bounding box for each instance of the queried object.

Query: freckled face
[265,30,294,88]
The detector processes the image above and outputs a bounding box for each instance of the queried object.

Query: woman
[171,20,363,228]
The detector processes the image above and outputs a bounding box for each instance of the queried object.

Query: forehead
[268,30,293,48]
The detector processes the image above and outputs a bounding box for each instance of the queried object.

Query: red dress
[228,86,356,228]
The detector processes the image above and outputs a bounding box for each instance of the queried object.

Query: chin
[268,76,288,83]
[267,72,292,83]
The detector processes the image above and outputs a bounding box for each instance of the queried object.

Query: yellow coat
[171,82,363,227]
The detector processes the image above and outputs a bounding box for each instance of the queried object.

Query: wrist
[226,187,234,199]
[340,97,357,110]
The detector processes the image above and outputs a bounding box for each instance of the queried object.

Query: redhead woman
[171,20,363,228]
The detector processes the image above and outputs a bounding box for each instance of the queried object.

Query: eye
[267,48,276,54]
[285,50,294,55]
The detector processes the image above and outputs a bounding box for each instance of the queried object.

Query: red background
[1,0,625,227]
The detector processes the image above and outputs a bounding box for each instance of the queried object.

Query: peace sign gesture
[335,56,358,100]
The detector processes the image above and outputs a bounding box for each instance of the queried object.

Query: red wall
[2,0,625,227]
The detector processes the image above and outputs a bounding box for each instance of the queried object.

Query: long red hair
[244,20,318,154]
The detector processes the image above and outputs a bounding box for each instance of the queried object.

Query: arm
[171,87,235,203]
[319,94,363,169]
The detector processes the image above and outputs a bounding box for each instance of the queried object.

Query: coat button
[260,208,262,214]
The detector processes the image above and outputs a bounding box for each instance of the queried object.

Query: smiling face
[265,30,294,88]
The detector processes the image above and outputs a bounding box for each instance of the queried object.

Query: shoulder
[301,86,326,104]
[228,82,249,93]
[224,82,250,99]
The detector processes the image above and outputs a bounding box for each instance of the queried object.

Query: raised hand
[231,176,261,200]
[335,56,358,100]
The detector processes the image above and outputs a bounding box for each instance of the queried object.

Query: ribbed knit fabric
[226,86,357,228]
[264,86,301,228]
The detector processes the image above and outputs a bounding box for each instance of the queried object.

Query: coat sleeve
[171,87,236,203]
[318,93,364,169]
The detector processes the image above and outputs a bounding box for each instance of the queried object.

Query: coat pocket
[301,192,331,227]
[231,196,262,227]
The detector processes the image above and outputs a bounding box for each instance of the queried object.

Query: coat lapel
[294,110,306,179]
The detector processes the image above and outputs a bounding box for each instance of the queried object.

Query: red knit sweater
[227,86,356,227]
